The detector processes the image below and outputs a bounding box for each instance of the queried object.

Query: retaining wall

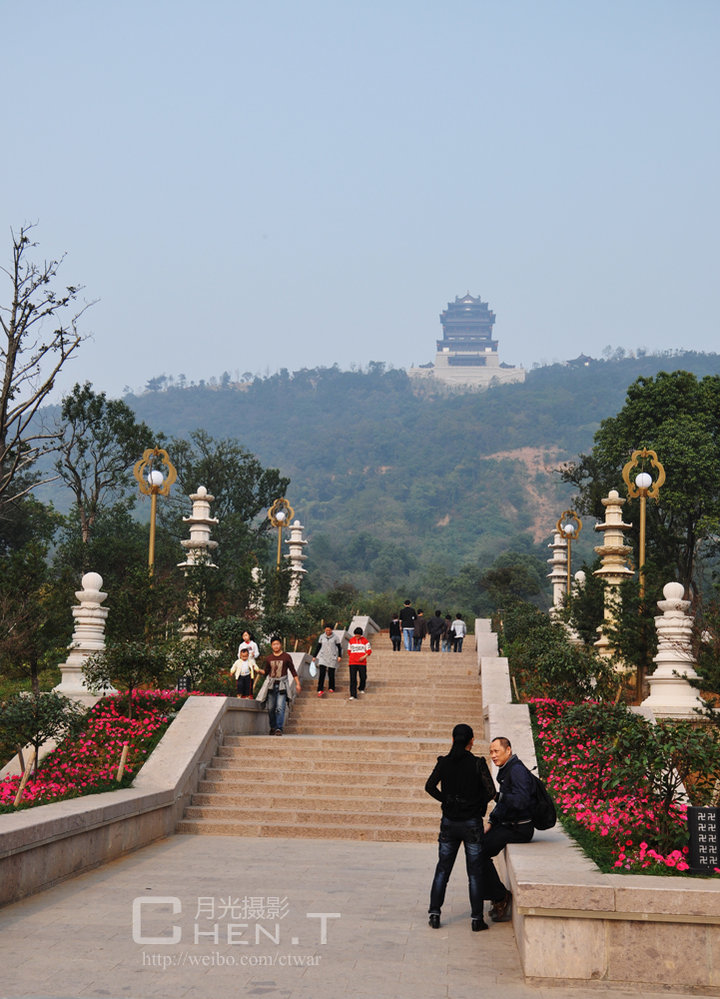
[476,619,720,993]
[0,696,267,908]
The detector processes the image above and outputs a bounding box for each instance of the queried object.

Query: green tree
[51,504,185,645]
[560,559,606,647]
[0,495,65,694]
[160,430,290,613]
[0,691,86,776]
[502,601,617,702]
[83,642,170,719]
[479,551,549,610]
[691,597,720,729]
[561,371,720,595]
[54,382,158,545]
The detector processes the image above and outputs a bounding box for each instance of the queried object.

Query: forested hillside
[121,351,720,601]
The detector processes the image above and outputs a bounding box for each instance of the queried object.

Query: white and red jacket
[347,635,372,664]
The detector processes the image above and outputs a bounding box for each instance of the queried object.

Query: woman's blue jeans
[429,817,484,919]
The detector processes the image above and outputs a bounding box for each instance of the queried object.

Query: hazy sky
[3,1,718,400]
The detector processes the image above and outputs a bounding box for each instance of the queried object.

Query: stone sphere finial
[82,572,104,591]
[608,488,619,499]
[663,581,685,601]
[197,485,207,496]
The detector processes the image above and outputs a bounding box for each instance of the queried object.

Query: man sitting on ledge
[483,736,535,923]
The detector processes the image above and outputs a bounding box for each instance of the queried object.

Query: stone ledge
[0,696,265,908]
[507,830,720,919]
[480,656,512,709]
[505,818,720,989]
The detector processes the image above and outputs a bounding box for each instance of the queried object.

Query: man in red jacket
[347,627,372,700]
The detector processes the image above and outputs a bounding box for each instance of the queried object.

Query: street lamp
[268,497,295,571]
[133,447,177,575]
[621,448,665,600]
[556,510,582,598]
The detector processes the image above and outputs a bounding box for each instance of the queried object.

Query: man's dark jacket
[399,605,416,628]
[426,614,445,637]
[488,754,535,826]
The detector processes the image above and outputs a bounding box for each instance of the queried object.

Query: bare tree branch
[0,224,95,506]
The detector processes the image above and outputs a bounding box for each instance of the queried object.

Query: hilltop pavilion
[409,292,526,388]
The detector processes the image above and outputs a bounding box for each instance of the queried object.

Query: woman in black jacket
[425,723,495,931]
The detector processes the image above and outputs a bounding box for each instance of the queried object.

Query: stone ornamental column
[54,572,110,701]
[593,489,634,659]
[565,571,587,646]
[547,531,568,612]
[641,581,705,719]
[286,519,308,608]
[178,485,219,640]
[178,485,219,569]
[249,566,264,616]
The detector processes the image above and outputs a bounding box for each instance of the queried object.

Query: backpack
[508,757,556,830]
[530,773,557,830]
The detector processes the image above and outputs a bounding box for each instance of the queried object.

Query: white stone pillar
[593,489,634,659]
[54,572,110,702]
[565,570,587,646]
[547,531,568,611]
[249,566,264,616]
[178,485,219,569]
[641,582,705,719]
[178,485,219,640]
[285,519,307,608]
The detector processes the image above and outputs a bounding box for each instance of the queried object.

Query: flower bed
[0,691,190,811]
[532,697,719,876]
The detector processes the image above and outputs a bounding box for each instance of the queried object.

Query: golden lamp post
[133,447,177,576]
[556,510,582,598]
[268,497,295,571]
[621,448,665,600]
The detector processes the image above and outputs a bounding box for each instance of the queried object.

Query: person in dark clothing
[425,723,496,932]
[399,600,416,651]
[413,609,427,651]
[441,614,453,653]
[389,613,402,651]
[427,610,445,653]
[482,736,535,923]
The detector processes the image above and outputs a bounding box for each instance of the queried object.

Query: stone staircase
[177,632,487,842]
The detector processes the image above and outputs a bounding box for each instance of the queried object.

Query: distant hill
[119,350,720,595]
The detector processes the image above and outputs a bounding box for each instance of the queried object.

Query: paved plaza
[0,834,697,999]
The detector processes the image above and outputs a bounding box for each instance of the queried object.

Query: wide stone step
[183,803,437,827]
[200,771,433,791]
[204,762,452,781]
[283,727,472,739]
[176,817,437,842]
[294,687,481,697]
[286,704,483,717]
[191,789,435,809]
[181,630,487,842]
[216,745,451,762]
[221,735,461,751]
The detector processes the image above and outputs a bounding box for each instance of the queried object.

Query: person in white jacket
[451,614,467,653]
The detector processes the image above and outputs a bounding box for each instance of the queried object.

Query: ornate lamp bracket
[622,448,665,501]
[133,447,177,497]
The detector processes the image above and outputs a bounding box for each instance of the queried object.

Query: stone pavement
[0,835,695,999]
